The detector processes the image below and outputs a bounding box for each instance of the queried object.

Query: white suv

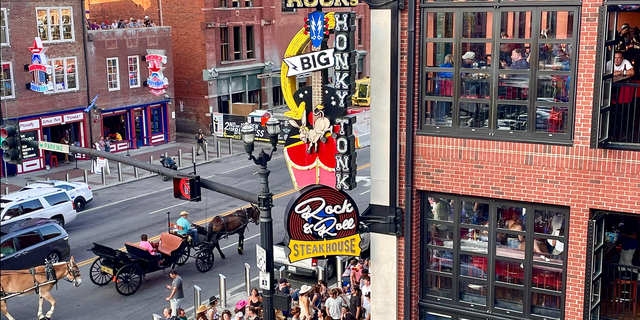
[0,189,77,227]
[21,181,93,212]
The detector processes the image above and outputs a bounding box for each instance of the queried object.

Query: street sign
[38,141,69,153]
[256,244,266,272]
[259,271,270,290]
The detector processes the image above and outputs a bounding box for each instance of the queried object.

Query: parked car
[1,218,71,270]
[20,181,93,212]
[0,188,77,227]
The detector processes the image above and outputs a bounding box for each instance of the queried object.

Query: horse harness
[217,207,255,237]
[0,261,79,301]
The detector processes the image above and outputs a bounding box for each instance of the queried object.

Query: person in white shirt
[607,52,635,77]
[360,276,370,299]
[325,288,347,319]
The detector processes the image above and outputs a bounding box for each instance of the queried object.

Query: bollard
[134,167,139,178]
[278,266,286,280]
[46,177,50,181]
[336,257,343,290]
[178,149,183,168]
[216,137,221,158]
[117,163,123,182]
[5,186,9,195]
[245,263,251,296]
[204,143,209,161]
[149,156,154,174]
[228,138,233,155]
[193,285,202,318]
[65,173,70,182]
[219,274,227,308]
[317,266,325,283]
[101,170,107,186]
[152,314,162,320]
[83,170,88,183]
[192,147,196,163]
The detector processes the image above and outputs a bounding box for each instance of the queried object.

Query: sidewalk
[1,133,247,195]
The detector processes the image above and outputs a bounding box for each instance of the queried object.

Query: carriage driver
[177,211,200,245]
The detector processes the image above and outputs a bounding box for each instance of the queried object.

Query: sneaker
[196,153,200,156]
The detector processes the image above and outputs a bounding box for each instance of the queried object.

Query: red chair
[50,155,58,168]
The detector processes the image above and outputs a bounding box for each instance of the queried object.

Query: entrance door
[585,211,606,319]
[135,115,143,148]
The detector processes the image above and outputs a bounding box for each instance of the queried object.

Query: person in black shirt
[349,286,362,320]
[195,129,208,156]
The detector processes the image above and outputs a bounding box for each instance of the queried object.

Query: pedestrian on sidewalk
[195,129,208,156]
[61,134,70,163]
[165,270,184,317]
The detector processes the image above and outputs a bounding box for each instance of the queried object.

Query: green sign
[38,141,70,153]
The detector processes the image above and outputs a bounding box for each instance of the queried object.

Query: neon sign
[145,49,169,96]
[28,37,53,93]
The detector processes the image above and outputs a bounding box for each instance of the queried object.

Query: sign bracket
[359,204,403,237]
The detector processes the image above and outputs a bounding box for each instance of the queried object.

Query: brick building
[366,1,640,320]
[86,0,371,133]
[1,0,175,176]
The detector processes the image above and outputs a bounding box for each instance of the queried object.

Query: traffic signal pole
[22,140,257,203]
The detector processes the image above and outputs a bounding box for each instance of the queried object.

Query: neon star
[29,38,47,54]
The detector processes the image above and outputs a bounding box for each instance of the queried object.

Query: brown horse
[206,204,260,259]
[1,256,82,320]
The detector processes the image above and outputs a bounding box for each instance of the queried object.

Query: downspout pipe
[80,0,94,147]
[403,0,416,317]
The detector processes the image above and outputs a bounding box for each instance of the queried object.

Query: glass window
[17,231,41,250]
[246,26,255,59]
[151,107,163,134]
[422,193,568,317]
[245,0,252,6]
[220,27,229,62]
[35,7,74,42]
[44,193,70,206]
[220,0,227,7]
[2,205,20,220]
[128,56,140,88]
[48,57,78,93]
[21,199,44,214]
[1,62,14,99]
[40,225,62,240]
[420,8,578,144]
[232,0,240,7]
[107,57,119,91]
[233,26,242,60]
[0,238,16,256]
[1,9,8,46]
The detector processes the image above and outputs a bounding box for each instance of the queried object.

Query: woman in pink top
[139,234,159,255]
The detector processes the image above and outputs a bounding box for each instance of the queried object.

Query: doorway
[134,114,143,148]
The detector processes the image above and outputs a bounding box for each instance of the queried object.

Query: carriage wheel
[176,246,190,266]
[90,258,113,286]
[115,265,144,296]
[195,249,215,272]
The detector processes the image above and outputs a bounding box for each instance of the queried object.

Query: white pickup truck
[273,234,370,279]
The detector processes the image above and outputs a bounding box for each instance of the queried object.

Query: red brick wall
[85,27,176,142]
[397,0,640,320]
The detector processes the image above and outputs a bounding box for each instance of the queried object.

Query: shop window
[151,107,163,134]
[248,89,260,103]
[48,57,78,93]
[233,26,242,60]
[36,7,74,43]
[107,57,120,91]
[220,27,229,62]
[1,9,9,46]
[128,56,140,88]
[1,62,14,99]
[422,193,568,319]
[273,85,285,106]
[246,26,255,59]
[420,7,578,145]
[103,114,127,140]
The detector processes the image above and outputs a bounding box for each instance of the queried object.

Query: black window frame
[220,27,230,62]
[233,26,242,60]
[418,5,580,146]
[420,192,570,319]
[246,25,255,59]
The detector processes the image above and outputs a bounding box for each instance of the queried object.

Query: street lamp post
[241,117,281,320]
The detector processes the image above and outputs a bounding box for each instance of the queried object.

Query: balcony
[596,82,640,151]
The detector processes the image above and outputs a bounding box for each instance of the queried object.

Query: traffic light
[1,124,22,164]
[304,17,310,35]
[173,175,202,202]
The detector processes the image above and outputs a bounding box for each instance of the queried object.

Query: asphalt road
[1,146,371,320]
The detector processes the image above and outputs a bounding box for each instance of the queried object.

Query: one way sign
[283,48,335,77]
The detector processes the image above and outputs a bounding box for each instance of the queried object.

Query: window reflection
[462,12,492,38]
[427,197,455,239]
[426,274,453,299]
[461,43,492,68]
[534,106,569,134]
[425,12,454,38]
[426,248,453,273]
[537,75,570,102]
[538,43,572,70]
[495,287,523,312]
[461,201,489,225]
[496,104,527,131]
[460,229,489,253]
[424,43,454,67]
[460,279,487,305]
[495,260,524,285]
[531,292,561,317]
[425,71,453,97]
[459,102,489,128]
[500,11,532,39]
[540,11,574,40]
[424,100,453,127]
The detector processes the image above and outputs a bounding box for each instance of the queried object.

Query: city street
[1,146,371,320]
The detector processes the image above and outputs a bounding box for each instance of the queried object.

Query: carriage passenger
[177,211,199,245]
[139,234,160,255]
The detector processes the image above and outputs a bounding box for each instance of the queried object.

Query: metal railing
[600,262,639,320]
[604,83,640,149]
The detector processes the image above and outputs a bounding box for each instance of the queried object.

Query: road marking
[360,190,371,195]
[77,162,370,267]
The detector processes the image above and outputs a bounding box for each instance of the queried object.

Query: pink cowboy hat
[235,300,248,310]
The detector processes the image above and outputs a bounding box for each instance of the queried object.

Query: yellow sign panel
[284,0,358,9]
[287,234,361,262]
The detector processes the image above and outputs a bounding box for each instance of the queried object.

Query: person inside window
[606,51,635,77]
[461,51,485,69]
[501,48,530,70]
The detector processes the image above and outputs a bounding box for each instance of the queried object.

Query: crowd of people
[85,16,157,30]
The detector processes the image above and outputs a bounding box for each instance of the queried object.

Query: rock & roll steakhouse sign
[284,185,362,262]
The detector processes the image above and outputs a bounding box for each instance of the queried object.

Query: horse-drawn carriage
[88,206,259,296]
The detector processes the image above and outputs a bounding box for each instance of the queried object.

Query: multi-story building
[366,1,640,320]
[86,0,371,133]
[0,1,175,176]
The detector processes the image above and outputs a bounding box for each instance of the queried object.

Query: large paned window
[233,26,242,60]
[36,7,74,42]
[1,9,9,46]
[220,27,230,62]
[1,62,15,99]
[107,57,120,91]
[420,7,578,144]
[421,193,569,319]
[128,56,140,88]
[49,57,78,93]
[150,107,163,134]
[246,26,255,59]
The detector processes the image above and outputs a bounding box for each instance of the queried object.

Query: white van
[0,188,77,227]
